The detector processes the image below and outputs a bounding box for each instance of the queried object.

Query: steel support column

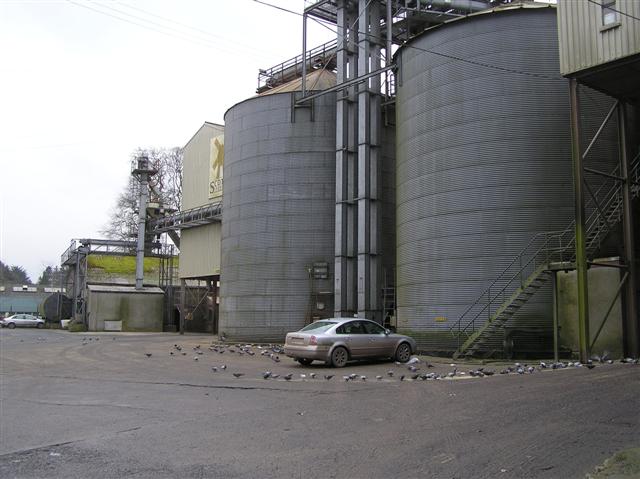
[618,102,639,357]
[569,78,590,363]
[335,0,358,317]
[357,0,382,321]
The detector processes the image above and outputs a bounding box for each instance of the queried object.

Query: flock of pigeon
[138,340,640,383]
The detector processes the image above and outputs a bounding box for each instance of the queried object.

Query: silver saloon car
[0,314,45,329]
[284,318,417,367]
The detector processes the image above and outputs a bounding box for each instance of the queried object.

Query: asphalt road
[0,329,638,479]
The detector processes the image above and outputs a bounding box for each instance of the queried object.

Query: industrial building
[63,0,639,360]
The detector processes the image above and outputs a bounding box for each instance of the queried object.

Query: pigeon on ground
[193,356,199,361]
[309,373,316,379]
[376,375,383,381]
[212,367,218,372]
[349,374,358,380]
[300,374,307,380]
[387,370,394,377]
[411,374,420,380]
[408,366,418,373]
[145,353,152,357]
[399,375,405,381]
[324,375,334,380]
[220,365,227,370]
[170,352,174,356]
[586,363,596,369]
[343,376,350,381]
[262,371,272,379]
[271,374,280,379]
[283,373,293,381]
[232,373,244,378]
[182,352,187,356]
[360,376,367,381]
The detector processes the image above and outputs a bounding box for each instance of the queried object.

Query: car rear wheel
[7,323,16,329]
[395,342,412,363]
[330,346,348,368]
[296,358,313,366]
[37,323,44,329]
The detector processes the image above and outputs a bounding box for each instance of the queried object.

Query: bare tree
[102,147,183,241]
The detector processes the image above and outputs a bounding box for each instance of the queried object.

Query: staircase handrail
[449,151,639,340]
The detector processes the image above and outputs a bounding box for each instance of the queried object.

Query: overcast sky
[0,0,333,282]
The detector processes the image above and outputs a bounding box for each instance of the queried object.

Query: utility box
[86,285,164,332]
[556,261,624,358]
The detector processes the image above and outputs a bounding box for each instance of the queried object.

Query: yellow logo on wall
[209,134,224,199]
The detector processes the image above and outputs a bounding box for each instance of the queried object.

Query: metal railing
[257,39,338,92]
[449,152,640,345]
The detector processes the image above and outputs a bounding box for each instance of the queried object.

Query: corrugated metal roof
[87,285,164,294]
[257,69,337,96]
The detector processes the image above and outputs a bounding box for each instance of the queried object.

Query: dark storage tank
[39,293,73,321]
[220,91,337,342]
[394,4,618,354]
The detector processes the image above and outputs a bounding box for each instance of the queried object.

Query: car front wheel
[395,342,412,363]
[7,323,16,329]
[330,346,348,368]
[37,323,44,329]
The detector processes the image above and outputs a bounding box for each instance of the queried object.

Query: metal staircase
[450,152,640,359]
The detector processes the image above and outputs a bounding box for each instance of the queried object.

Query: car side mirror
[384,329,391,335]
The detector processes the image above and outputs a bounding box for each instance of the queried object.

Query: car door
[362,320,392,357]
[14,314,26,326]
[339,321,368,358]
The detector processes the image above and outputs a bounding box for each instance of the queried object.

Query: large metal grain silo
[394,4,618,354]
[220,90,337,342]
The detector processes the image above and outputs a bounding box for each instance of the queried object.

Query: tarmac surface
[1,328,639,478]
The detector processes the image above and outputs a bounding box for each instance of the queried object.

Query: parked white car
[0,314,45,329]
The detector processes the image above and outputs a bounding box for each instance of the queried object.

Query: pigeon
[283,373,293,381]
[343,376,350,382]
[411,374,420,380]
[300,374,307,380]
[262,371,272,379]
[483,370,495,376]
[271,374,280,379]
[145,353,152,358]
[408,366,418,373]
[539,362,547,369]
[309,373,316,379]
[193,356,199,361]
[349,374,358,380]
[387,370,394,377]
[376,375,383,381]
[211,367,218,372]
[232,373,244,378]
[169,352,174,356]
[360,376,367,381]
[220,364,227,370]
[586,363,596,369]
[182,352,187,356]
[407,357,420,365]
[324,375,334,380]
[399,375,405,381]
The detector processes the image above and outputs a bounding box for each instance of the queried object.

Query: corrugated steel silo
[221,91,336,342]
[394,5,619,353]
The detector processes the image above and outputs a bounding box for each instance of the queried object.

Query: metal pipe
[569,78,590,363]
[302,12,308,97]
[135,169,149,290]
[618,102,639,357]
[552,271,559,363]
[582,100,619,160]
[583,166,625,182]
[412,0,488,12]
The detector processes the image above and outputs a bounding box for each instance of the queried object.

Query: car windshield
[300,321,337,333]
